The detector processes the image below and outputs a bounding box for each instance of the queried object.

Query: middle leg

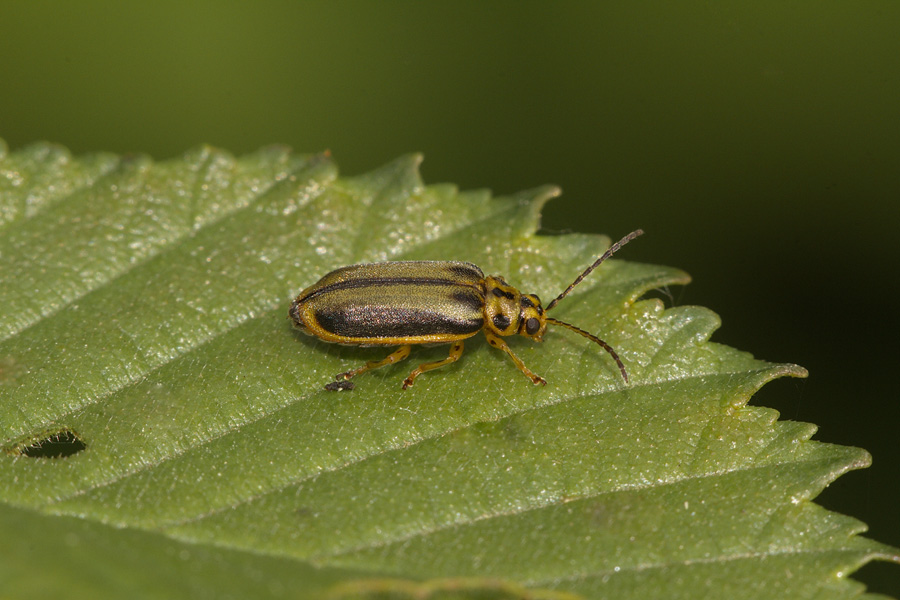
[402,341,465,389]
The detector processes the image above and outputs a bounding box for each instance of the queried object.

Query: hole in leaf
[7,429,86,458]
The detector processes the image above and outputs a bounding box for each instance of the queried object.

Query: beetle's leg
[333,345,412,386]
[402,341,465,389]
[484,331,547,386]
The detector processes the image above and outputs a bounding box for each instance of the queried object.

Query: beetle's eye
[525,318,541,336]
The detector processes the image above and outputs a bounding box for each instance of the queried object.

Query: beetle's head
[483,230,643,383]
[483,276,548,341]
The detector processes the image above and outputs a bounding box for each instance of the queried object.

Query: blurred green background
[1,1,897,592]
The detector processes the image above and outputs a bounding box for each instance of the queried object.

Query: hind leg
[330,345,412,389]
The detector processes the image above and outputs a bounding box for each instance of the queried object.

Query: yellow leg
[484,331,547,386]
[334,345,412,386]
[402,341,465,389]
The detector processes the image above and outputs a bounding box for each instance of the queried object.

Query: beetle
[289,229,643,390]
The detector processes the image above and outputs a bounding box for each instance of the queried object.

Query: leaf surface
[0,140,895,600]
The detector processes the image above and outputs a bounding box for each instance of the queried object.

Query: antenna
[545,229,644,312]
[546,317,629,382]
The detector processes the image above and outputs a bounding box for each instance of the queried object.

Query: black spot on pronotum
[492,314,511,331]
[7,429,86,458]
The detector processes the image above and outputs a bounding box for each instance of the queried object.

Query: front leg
[484,331,547,386]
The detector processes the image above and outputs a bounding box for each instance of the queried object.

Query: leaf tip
[503,185,562,236]
[348,153,426,196]
[782,363,809,379]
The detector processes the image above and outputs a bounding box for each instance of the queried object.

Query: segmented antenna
[545,317,629,382]
[545,229,644,312]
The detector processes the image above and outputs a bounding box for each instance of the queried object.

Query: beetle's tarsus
[325,379,355,392]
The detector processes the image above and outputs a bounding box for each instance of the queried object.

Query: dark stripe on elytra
[447,264,483,279]
[315,305,484,338]
[450,289,485,313]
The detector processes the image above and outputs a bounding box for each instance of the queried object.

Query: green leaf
[0,139,896,600]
